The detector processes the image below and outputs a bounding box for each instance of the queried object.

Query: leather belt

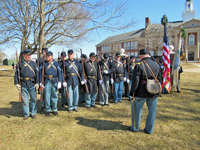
[116,74,122,77]
[20,77,35,81]
[44,75,57,78]
[67,73,77,76]
[87,76,97,79]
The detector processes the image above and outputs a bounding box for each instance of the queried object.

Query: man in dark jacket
[98,53,115,106]
[84,52,98,109]
[130,49,161,134]
[14,49,39,120]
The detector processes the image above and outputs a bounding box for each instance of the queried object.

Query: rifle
[16,50,22,102]
[127,63,130,92]
[80,49,89,93]
[39,51,45,102]
[63,59,69,98]
[37,49,40,69]
[99,65,105,94]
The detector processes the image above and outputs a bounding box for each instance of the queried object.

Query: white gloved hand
[111,78,114,84]
[104,70,109,74]
[57,82,61,89]
[84,79,87,83]
[15,84,21,91]
[123,77,127,82]
[99,80,102,85]
[34,83,39,91]
[81,81,85,85]
[62,82,67,88]
[127,79,130,84]
[40,83,45,89]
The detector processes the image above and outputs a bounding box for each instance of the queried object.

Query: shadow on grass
[0,101,23,118]
[181,88,200,93]
[75,117,129,130]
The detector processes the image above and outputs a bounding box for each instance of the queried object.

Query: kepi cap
[140,49,149,55]
[61,51,66,57]
[115,52,121,57]
[81,54,87,59]
[130,55,135,59]
[103,53,109,59]
[46,51,53,56]
[68,49,74,54]
[89,52,95,57]
[42,48,48,52]
[23,49,32,55]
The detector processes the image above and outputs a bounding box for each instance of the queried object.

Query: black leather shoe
[53,112,58,115]
[144,129,150,134]
[45,112,50,117]
[100,104,104,107]
[61,104,65,107]
[23,116,29,120]
[128,98,133,101]
[31,115,36,119]
[105,104,109,106]
[40,107,45,112]
[86,106,91,110]
[177,90,181,93]
[91,105,97,108]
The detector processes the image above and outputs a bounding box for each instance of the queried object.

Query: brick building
[96,0,200,61]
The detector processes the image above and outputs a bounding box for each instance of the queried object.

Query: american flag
[162,24,171,92]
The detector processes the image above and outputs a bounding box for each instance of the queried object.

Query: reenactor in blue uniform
[127,55,136,101]
[59,51,68,107]
[61,49,85,113]
[112,52,127,104]
[36,47,48,111]
[79,54,87,103]
[130,49,161,134]
[14,49,39,120]
[98,53,115,106]
[84,52,99,109]
[39,51,62,116]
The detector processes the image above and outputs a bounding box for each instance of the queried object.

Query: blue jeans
[99,79,109,105]
[131,97,158,134]
[114,81,124,102]
[67,84,79,110]
[21,86,37,117]
[44,81,58,112]
[85,85,97,107]
[61,85,67,105]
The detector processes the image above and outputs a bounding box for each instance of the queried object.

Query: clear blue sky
[3,0,200,59]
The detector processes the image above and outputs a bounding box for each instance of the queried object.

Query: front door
[188,51,194,61]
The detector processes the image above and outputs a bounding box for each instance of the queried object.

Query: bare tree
[0,0,136,57]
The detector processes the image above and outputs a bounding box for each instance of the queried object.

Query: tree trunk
[39,0,46,57]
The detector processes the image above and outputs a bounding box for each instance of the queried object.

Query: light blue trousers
[67,84,79,110]
[131,96,158,134]
[114,81,124,102]
[44,81,58,112]
[21,86,37,117]
[99,80,109,105]
[85,85,97,107]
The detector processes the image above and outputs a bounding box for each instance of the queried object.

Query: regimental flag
[172,33,182,87]
[162,24,171,92]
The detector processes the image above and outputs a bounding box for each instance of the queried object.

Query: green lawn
[0,64,199,149]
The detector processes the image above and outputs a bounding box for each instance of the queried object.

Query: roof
[146,21,183,30]
[96,28,145,47]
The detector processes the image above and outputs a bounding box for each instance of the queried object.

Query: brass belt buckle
[71,73,75,75]
[119,74,121,76]
[93,76,95,78]
[49,75,53,78]
[25,77,29,80]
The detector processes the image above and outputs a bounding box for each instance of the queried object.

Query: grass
[0,64,199,149]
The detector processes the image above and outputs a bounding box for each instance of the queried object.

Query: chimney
[145,17,151,29]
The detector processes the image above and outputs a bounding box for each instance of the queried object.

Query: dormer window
[188,4,190,10]
[191,24,194,26]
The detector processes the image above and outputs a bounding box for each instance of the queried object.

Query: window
[188,4,190,10]
[131,42,134,49]
[191,24,194,27]
[113,54,115,60]
[149,51,154,56]
[158,50,163,56]
[149,38,153,48]
[131,52,134,56]
[135,41,138,49]
[124,43,127,50]
[119,44,122,49]
[127,52,130,56]
[127,42,130,50]
[135,52,138,56]
[189,34,195,45]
